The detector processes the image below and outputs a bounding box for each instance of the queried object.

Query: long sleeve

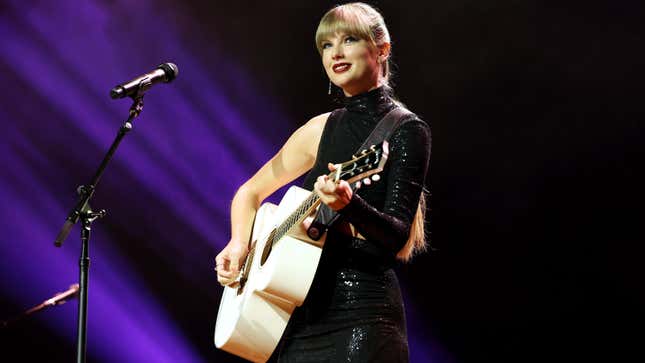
[338,118,431,253]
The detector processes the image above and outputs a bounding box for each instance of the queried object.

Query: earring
[328,80,332,95]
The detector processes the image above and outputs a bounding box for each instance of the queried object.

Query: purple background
[1,1,643,362]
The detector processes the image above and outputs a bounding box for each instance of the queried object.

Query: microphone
[1,283,81,328]
[42,284,80,307]
[110,62,178,99]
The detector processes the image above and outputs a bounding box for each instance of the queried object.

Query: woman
[215,3,430,362]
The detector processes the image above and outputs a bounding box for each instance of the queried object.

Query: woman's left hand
[314,163,353,211]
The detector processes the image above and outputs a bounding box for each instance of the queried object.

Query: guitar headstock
[330,141,389,185]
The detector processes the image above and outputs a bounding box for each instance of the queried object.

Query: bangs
[315,7,375,55]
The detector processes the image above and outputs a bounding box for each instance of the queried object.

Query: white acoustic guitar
[214,142,389,362]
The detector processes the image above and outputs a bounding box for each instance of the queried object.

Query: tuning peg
[371,174,380,182]
[355,181,362,189]
[362,178,372,186]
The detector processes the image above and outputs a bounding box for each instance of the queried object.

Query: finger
[219,278,240,288]
[215,251,228,266]
[327,163,337,171]
[335,181,353,207]
[229,258,241,274]
[315,179,333,195]
[338,180,353,196]
[324,179,338,193]
[218,269,237,279]
[319,182,332,194]
[318,193,331,206]
[215,261,228,277]
[218,275,235,286]
[316,175,328,185]
[216,258,229,270]
[217,267,241,284]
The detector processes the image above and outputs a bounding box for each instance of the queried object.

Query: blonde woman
[216,3,430,361]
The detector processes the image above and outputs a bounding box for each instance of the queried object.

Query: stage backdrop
[1,1,642,362]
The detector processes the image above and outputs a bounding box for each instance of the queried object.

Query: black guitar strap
[306,106,415,240]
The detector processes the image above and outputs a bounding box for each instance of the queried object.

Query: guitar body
[214,143,388,362]
[214,185,325,362]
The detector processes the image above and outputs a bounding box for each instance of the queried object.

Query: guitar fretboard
[271,192,320,247]
[266,144,385,249]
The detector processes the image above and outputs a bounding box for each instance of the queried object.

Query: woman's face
[321,32,381,97]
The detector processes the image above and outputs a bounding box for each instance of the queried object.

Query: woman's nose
[331,44,344,60]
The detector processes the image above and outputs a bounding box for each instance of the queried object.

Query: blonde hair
[315,2,392,87]
[397,190,429,262]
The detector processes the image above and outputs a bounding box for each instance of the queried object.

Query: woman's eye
[344,36,358,43]
[322,42,332,49]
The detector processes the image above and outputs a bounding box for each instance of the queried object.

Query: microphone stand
[53,92,146,363]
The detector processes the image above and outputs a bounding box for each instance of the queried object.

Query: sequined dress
[271,88,431,362]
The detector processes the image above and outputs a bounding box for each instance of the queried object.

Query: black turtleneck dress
[271,88,431,362]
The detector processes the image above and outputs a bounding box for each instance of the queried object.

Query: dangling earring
[328,80,332,95]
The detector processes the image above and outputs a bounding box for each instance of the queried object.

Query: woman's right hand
[213,113,327,287]
[215,240,249,286]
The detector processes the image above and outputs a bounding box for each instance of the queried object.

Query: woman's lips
[332,63,351,73]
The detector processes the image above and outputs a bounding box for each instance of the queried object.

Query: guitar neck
[268,144,387,248]
[272,192,320,244]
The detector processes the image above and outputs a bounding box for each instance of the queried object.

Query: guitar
[214,142,389,362]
